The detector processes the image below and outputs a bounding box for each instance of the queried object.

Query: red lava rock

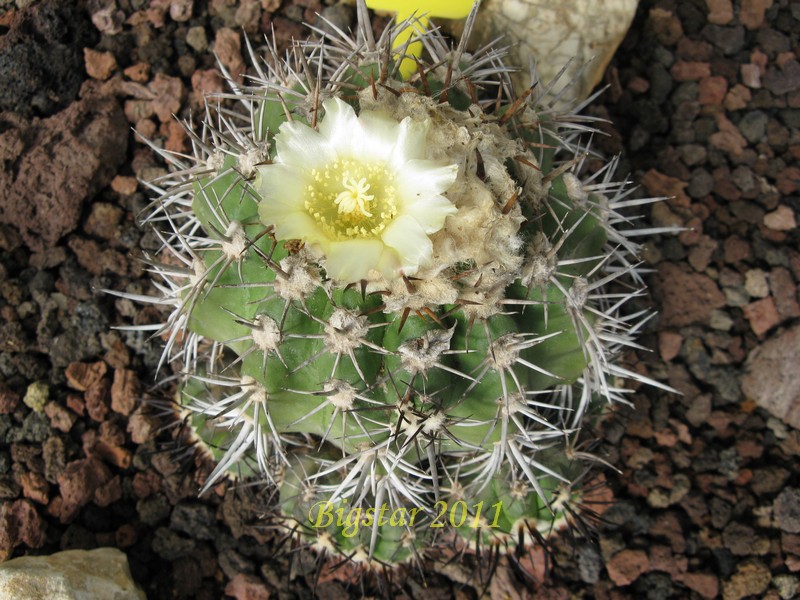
[134,118,158,140]
[764,58,800,96]
[0,95,128,251]
[653,262,726,327]
[648,8,683,46]
[149,73,185,123]
[111,175,138,196]
[741,63,762,88]
[84,377,111,422]
[235,0,262,33]
[743,296,780,336]
[214,27,245,85]
[606,549,649,586]
[65,361,108,392]
[650,511,686,553]
[83,47,118,80]
[163,119,189,154]
[776,166,800,195]
[722,559,771,600]
[124,99,155,124]
[90,4,125,35]
[769,267,800,320]
[111,368,140,416]
[739,0,771,30]
[44,401,77,432]
[128,410,158,445]
[67,237,128,276]
[0,384,20,414]
[723,235,750,263]
[724,83,752,109]
[782,530,800,552]
[671,60,711,81]
[658,331,683,361]
[648,545,688,577]
[698,75,728,105]
[687,236,717,272]
[224,573,271,600]
[641,169,691,208]
[94,475,123,507]
[741,323,800,429]
[0,499,46,560]
[706,0,734,25]
[763,205,796,231]
[132,469,162,498]
[124,62,151,83]
[84,202,124,240]
[66,394,85,416]
[190,68,224,107]
[57,457,112,522]
[19,472,49,505]
[115,523,138,548]
[710,113,747,155]
[170,0,193,22]
[680,572,720,599]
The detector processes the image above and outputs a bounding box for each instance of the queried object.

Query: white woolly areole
[324,308,369,354]
[222,221,247,262]
[397,327,455,374]
[323,379,357,410]
[251,314,281,353]
[240,375,267,405]
[422,411,446,435]
[274,252,319,302]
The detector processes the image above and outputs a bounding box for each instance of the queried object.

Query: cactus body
[128,2,665,566]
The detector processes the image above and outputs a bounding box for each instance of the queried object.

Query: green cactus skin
[120,1,672,568]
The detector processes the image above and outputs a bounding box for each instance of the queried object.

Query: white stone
[744,268,769,298]
[0,548,146,600]
[465,0,640,106]
[741,324,800,429]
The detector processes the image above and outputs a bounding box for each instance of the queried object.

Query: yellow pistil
[335,176,374,218]
[304,159,398,241]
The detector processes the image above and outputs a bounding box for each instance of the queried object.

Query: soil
[0,0,798,599]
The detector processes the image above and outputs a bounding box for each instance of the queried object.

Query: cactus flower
[256,98,458,283]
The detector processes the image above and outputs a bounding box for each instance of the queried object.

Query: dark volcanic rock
[0,0,95,117]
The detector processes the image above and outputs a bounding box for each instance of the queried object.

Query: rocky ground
[0,0,798,598]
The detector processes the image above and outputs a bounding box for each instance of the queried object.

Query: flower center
[304,159,398,240]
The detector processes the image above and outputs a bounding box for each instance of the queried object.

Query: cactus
[124,1,668,567]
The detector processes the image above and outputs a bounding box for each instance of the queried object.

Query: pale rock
[464,0,639,107]
[0,548,145,600]
[741,324,800,429]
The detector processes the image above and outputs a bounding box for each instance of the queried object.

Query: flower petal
[256,164,309,211]
[268,211,326,245]
[324,239,387,282]
[389,116,429,166]
[318,98,359,147]
[402,193,457,233]
[275,121,334,169]
[349,110,401,163]
[398,160,459,198]
[381,214,433,275]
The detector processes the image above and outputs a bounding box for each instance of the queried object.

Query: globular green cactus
[123,1,669,568]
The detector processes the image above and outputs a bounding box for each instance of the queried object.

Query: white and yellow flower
[256,98,458,283]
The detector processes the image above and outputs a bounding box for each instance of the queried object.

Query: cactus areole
[126,0,667,568]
